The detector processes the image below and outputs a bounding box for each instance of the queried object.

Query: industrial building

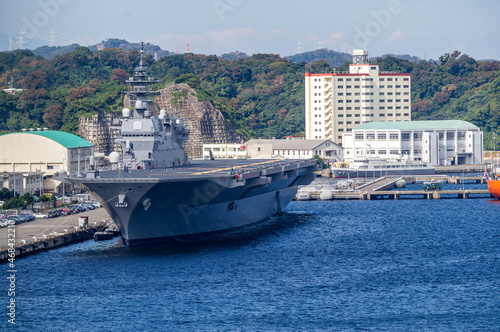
[305,49,411,145]
[341,120,483,165]
[245,138,343,161]
[0,129,94,195]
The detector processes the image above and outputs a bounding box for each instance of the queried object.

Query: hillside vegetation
[0,47,499,147]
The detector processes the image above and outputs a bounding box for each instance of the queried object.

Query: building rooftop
[246,139,338,150]
[354,120,478,131]
[1,131,93,148]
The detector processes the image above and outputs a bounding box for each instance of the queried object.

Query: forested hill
[0,47,499,147]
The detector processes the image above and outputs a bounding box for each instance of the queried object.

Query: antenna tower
[297,41,304,53]
[17,28,26,49]
[185,42,190,53]
[49,28,57,46]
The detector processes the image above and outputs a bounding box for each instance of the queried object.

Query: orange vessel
[487,179,500,198]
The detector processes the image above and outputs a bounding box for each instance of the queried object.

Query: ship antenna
[139,41,144,67]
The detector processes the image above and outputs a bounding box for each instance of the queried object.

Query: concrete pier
[296,175,492,201]
[0,207,111,262]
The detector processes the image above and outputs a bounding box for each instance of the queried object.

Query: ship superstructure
[112,42,189,170]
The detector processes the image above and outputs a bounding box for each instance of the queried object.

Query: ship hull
[487,179,500,198]
[332,167,435,178]
[73,161,316,246]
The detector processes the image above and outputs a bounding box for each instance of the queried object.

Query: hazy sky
[0,0,498,60]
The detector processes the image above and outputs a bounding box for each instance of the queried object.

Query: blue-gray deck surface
[94,159,305,179]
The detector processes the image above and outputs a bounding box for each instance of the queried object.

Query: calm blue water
[2,198,500,331]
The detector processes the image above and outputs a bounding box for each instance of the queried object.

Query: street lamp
[493,133,496,153]
[13,164,16,197]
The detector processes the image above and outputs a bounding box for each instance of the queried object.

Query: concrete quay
[296,176,492,201]
[0,207,111,262]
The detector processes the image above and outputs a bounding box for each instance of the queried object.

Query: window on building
[355,133,364,140]
[380,85,385,88]
[379,150,387,155]
[396,85,401,88]
[338,92,343,96]
[338,114,344,117]
[404,78,409,81]
[338,128,344,132]
[390,133,399,140]
[414,149,422,154]
[404,85,409,88]
[390,150,399,155]
[380,99,385,103]
[354,78,360,81]
[401,133,410,140]
[378,133,387,139]
[387,78,393,81]
[404,113,409,116]
[458,131,466,139]
[338,121,344,125]
[366,133,375,140]
[337,78,343,81]
[355,121,360,124]
[347,128,352,132]
[439,132,444,139]
[346,113,352,117]
[346,85,351,89]
[338,86,343,89]
[447,132,455,140]
[346,78,352,81]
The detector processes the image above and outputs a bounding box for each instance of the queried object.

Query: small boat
[487,168,500,198]
[94,231,119,241]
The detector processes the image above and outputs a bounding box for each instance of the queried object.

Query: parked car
[34,213,48,219]
[7,216,24,224]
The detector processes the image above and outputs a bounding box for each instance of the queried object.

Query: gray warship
[67,43,317,246]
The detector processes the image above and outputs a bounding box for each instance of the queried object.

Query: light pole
[39,161,43,196]
[12,164,16,197]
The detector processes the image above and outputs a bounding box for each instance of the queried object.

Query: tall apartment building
[305,49,411,145]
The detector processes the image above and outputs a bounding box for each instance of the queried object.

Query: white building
[0,130,94,194]
[245,139,343,161]
[1,172,43,196]
[305,49,411,145]
[202,143,247,159]
[342,120,483,166]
